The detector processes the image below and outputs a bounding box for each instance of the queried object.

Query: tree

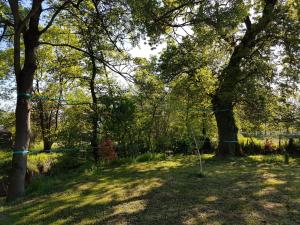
[31,33,83,151]
[136,0,300,156]
[210,0,278,156]
[59,0,135,161]
[0,0,82,201]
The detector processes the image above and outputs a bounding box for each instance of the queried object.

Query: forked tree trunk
[6,0,75,201]
[7,14,40,201]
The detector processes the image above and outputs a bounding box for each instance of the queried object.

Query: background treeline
[1,46,300,157]
[0,0,300,159]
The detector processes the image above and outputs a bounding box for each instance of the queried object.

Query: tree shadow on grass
[1,156,300,225]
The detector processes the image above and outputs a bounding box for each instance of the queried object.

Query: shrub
[27,152,62,174]
[100,140,118,161]
[263,139,277,154]
[135,153,166,162]
[154,136,170,152]
[240,137,263,155]
[0,151,11,180]
[50,150,88,173]
[172,139,190,154]
[116,142,148,158]
[200,137,214,153]
[285,138,300,156]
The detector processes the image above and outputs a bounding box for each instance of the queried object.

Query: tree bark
[89,56,100,161]
[212,96,240,156]
[7,96,31,200]
[43,131,53,152]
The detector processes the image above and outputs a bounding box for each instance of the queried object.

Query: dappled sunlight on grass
[254,186,279,197]
[113,200,146,215]
[248,154,297,164]
[264,177,287,185]
[258,200,286,213]
[125,160,183,172]
[204,196,218,202]
[1,154,300,224]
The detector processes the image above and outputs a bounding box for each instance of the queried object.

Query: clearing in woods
[0,154,300,225]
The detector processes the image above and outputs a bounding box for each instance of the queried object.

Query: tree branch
[153,0,201,24]
[8,0,20,26]
[244,16,252,31]
[39,41,134,82]
[39,41,91,56]
[18,1,42,33]
[91,0,122,52]
[39,1,74,34]
[0,25,7,42]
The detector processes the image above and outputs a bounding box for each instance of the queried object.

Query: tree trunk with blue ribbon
[6,0,74,201]
[7,3,41,200]
[211,0,278,157]
[212,94,240,157]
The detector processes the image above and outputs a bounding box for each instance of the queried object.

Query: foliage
[0,110,15,133]
[0,0,299,157]
[0,151,10,180]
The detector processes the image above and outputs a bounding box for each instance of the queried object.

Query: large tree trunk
[7,65,37,200]
[6,0,73,201]
[212,96,240,157]
[7,96,31,200]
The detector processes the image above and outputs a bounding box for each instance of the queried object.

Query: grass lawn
[0,154,300,225]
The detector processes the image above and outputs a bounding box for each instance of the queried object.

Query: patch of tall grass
[27,153,62,173]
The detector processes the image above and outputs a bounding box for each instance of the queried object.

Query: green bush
[154,136,171,152]
[135,153,167,162]
[248,155,297,164]
[0,150,11,179]
[116,143,143,158]
[49,150,88,174]
[239,137,264,155]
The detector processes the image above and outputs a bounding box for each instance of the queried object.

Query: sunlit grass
[248,154,294,163]
[0,154,299,225]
